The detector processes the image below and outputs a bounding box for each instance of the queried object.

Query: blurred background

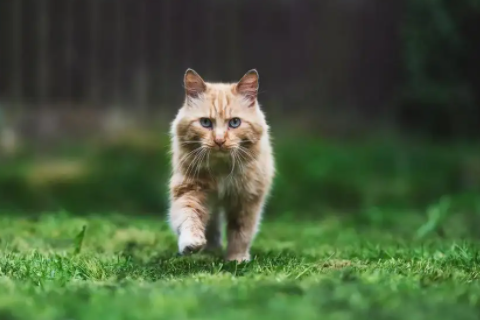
[0,0,479,230]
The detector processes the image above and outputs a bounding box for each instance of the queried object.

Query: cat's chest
[201,156,249,199]
[216,177,230,199]
[212,175,242,200]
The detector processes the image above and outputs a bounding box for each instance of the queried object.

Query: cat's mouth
[207,146,232,157]
[211,146,230,153]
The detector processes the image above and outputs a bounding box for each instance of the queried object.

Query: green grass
[1,133,480,318]
[1,211,480,320]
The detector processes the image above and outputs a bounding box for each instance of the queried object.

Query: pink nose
[214,137,225,146]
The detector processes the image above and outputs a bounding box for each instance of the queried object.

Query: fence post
[89,0,100,105]
[37,0,49,107]
[113,0,124,108]
[12,0,23,113]
[65,0,74,108]
[135,0,149,117]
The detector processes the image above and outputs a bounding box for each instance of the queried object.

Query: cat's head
[173,69,267,155]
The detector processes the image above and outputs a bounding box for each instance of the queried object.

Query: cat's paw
[225,252,251,263]
[178,231,207,255]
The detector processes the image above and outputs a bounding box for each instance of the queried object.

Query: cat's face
[174,69,266,156]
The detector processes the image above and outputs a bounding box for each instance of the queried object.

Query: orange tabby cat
[168,69,275,262]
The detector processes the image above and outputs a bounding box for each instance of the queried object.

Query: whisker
[227,150,236,182]
[235,151,248,174]
[178,147,203,168]
[237,146,266,175]
[206,149,213,178]
[194,148,208,181]
[183,148,204,182]
[236,146,255,162]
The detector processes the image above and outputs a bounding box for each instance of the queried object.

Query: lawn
[1,134,480,319]
[1,211,480,320]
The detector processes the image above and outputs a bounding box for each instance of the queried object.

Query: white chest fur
[216,176,230,200]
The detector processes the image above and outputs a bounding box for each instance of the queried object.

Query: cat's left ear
[184,68,206,98]
[235,69,259,105]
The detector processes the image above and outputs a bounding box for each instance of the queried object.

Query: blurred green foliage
[400,0,480,137]
[1,131,479,219]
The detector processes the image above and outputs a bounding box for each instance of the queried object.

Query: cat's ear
[184,68,206,98]
[235,69,259,105]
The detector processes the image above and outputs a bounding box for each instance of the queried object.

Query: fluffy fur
[168,68,275,262]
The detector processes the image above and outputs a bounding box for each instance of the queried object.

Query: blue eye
[200,118,212,128]
[229,118,241,128]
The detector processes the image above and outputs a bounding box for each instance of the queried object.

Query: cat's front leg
[225,194,265,262]
[168,176,209,255]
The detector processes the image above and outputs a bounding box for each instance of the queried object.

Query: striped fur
[168,69,275,262]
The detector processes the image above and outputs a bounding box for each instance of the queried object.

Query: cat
[168,68,275,262]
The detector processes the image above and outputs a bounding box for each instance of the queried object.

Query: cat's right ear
[184,68,206,98]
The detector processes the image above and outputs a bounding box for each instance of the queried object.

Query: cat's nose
[214,137,225,146]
